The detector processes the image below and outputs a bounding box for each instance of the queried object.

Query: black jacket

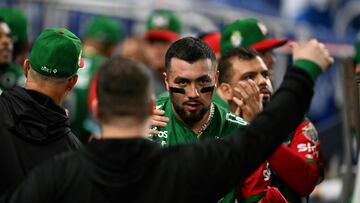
[0,87,81,194]
[2,68,314,203]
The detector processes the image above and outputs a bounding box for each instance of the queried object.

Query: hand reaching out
[148,109,169,135]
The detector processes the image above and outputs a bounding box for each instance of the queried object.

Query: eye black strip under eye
[169,87,186,94]
[200,86,215,93]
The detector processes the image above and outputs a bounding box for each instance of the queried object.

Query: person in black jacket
[0,28,82,194]
[1,39,332,203]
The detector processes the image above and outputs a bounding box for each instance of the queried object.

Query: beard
[171,98,210,127]
[260,85,272,107]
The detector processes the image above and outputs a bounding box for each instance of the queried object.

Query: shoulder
[67,132,83,149]
[156,91,170,109]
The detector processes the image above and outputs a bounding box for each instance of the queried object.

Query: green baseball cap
[83,16,124,44]
[0,8,28,43]
[145,9,182,42]
[221,18,287,55]
[30,28,84,78]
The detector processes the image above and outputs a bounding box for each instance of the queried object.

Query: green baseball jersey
[149,92,248,146]
[149,92,247,203]
[213,91,231,112]
[0,62,24,93]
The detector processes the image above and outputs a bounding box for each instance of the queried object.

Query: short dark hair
[218,47,259,84]
[96,56,152,123]
[165,36,216,72]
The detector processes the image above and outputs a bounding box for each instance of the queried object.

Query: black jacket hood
[0,87,72,144]
[83,138,161,201]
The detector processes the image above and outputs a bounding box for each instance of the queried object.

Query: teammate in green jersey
[149,37,248,147]
[148,37,249,202]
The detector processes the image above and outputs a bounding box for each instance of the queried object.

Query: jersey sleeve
[268,119,324,196]
[237,162,271,203]
[289,119,322,167]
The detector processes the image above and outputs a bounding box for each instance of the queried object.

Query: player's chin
[262,96,270,105]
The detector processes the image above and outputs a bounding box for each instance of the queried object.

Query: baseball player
[216,18,324,203]
[149,37,248,147]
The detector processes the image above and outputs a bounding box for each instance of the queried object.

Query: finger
[247,79,260,101]
[234,106,241,116]
[148,129,159,135]
[151,120,168,127]
[241,80,258,102]
[152,115,169,122]
[288,41,299,51]
[232,96,244,107]
[234,81,251,100]
[153,109,166,115]
[234,86,248,102]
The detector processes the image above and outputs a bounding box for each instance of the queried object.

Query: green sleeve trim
[240,192,266,203]
[294,59,322,81]
[306,158,323,169]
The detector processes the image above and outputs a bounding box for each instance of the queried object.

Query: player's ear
[23,59,30,78]
[163,72,169,91]
[217,83,233,101]
[215,69,219,85]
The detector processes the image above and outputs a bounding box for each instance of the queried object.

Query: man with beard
[0,17,23,93]
[0,39,333,202]
[216,47,323,203]
[149,37,248,148]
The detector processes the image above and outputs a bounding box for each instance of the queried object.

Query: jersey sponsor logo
[225,113,248,126]
[297,143,316,153]
[297,142,319,159]
[148,128,168,146]
[302,123,319,144]
[157,130,168,138]
[263,162,271,181]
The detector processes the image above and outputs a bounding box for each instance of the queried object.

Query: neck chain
[197,103,214,137]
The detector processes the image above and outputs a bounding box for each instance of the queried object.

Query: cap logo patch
[41,66,49,73]
[230,31,242,47]
[257,22,268,36]
[152,15,169,28]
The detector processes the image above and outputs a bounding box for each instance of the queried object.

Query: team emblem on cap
[257,22,268,36]
[230,31,242,47]
[152,15,169,28]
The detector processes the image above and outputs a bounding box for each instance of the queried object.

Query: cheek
[171,93,185,105]
[267,81,273,93]
[200,92,214,104]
